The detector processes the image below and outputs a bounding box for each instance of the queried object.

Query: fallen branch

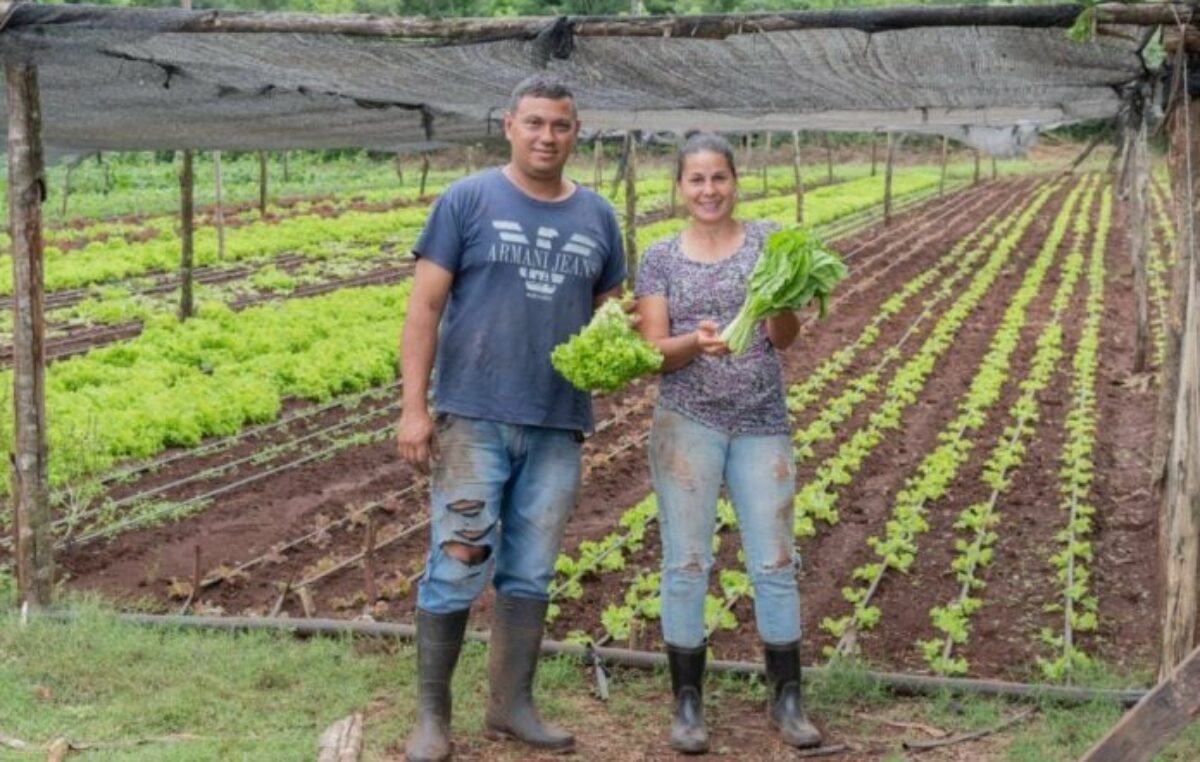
[317,713,363,762]
[797,742,853,758]
[902,707,1036,752]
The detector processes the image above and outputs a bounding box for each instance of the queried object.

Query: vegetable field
[0,154,1164,689]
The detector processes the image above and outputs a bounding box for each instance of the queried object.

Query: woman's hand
[695,320,730,356]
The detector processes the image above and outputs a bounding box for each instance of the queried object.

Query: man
[397,74,625,761]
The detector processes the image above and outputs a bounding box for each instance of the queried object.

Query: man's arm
[397,258,454,470]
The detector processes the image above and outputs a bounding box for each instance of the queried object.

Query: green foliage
[551,299,663,392]
[721,228,846,353]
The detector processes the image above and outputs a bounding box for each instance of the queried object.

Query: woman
[635,133,821,753]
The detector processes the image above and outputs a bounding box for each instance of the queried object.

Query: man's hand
[397,407,437,472]
[695,320,729,356]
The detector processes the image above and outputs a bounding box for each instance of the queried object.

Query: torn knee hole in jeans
[442,540,492,566]
[447,498,485,518]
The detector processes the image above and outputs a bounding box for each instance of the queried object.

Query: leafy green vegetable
[551,299,663,393]
[720,228,847,354]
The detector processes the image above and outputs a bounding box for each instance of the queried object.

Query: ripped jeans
[415,413,582,615]
[650,406,801,648]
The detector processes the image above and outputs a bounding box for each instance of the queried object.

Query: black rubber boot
[484,595,575,752]
[764,641,822,749]
[404,608,470,762]
[666,643,709,754]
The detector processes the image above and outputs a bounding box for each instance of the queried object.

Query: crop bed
[8,172,1160,684]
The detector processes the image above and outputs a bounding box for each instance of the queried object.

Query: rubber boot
[404,608,470,762]
[483,595,575,752]
[666,643,709,754]
[764,641,822,749]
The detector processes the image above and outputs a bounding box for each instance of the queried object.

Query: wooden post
[1158,44,1200,678]
[393,153,404,186]
[213,150,226,262]
[281,150,290,183]
[258,149,268,217]
[419,153,430,197]
[465,144,474,177]
[991,155,998,180]
[179,150,195,321]
[7,62,52,607]
[883,132,896,226]
[592,136,603,188]
[1127,107,1151,374]
[60,160,72,219]
[870,131,878,177]
[1082,642,1200,762]
[792,130,804,225]
[939,135,948,196]
[824,132,834,184]
[624,131,638,288]
[760,131,770,196]
[973,148,981,185]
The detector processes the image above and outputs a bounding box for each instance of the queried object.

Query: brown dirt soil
[49,173,1159,684]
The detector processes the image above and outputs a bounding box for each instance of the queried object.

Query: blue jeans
[649,406,801,648]
[416,414,582,614]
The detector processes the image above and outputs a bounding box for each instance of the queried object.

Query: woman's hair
[674,132,738,182]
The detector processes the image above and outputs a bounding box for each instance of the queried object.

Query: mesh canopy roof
[0,4,1148,156]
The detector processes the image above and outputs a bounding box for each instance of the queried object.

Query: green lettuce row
[0,281,412,511]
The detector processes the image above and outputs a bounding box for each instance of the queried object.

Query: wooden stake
[1127,110,1150,374]
[281,150,289,183]
[624,132,638,288]
[973,148,981,185]
[419,153,430,197]
[6,62,52,607]
[592,136,603,188]
[213,150,226,262]
[393,153,404,186]
[883,132,896,225]
[258,149,268,217]
[60,161,72,219]
[363,514,377,606]
[760,131,770,196]
[465,144,474,177]
[179,150,195,321]
[1158,92,1200,680]
[991,155,998,180]
[939,135,948,196]
[870,131,879,177]
[824,132,833,184]
[792,130,804,224]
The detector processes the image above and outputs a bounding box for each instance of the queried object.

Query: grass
[1,597,1197,761]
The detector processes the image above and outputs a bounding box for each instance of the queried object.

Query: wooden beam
[792,130,804,225]
[418,153,430,197]
[870,131,878,177]
[1082,642,1200,762]
[6,62,52,607]
[592,136,602,189]
[624,131,638,289]
[179,150,195,321]
[1159,87,1200,680]
[3,4,1183,41]
[824,132,833,185]
[1126,104,1151,374]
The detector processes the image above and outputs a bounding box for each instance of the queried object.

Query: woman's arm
[765,310,801,350]
[637,294,727,373]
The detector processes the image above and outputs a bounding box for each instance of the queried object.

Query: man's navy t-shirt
[413,168,626,433]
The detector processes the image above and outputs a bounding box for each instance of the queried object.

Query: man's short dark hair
[508,74,577,117]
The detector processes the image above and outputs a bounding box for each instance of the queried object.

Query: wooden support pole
[1158,78,1200,680]
[939,135,948,196]
[179,150,195,321]
[60,160,72,219]
[281,150,289,183]
[973,148,981,185]
[760,131,770,196]
[6,62,52,607]
[624,131,638,288]
[393,153,404,186]
[592,136,603,189]
[257,149,268,217]
[213,150,226,262]
[1083,642,1200,762]
[824,132,834,184]
[883,132,896,225]
[465,144,474,177]
[991,155,997,180]
[792,130,804,225]
[419,153,430,197]
[870,131,878,177]
[1127,106,1150,374]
